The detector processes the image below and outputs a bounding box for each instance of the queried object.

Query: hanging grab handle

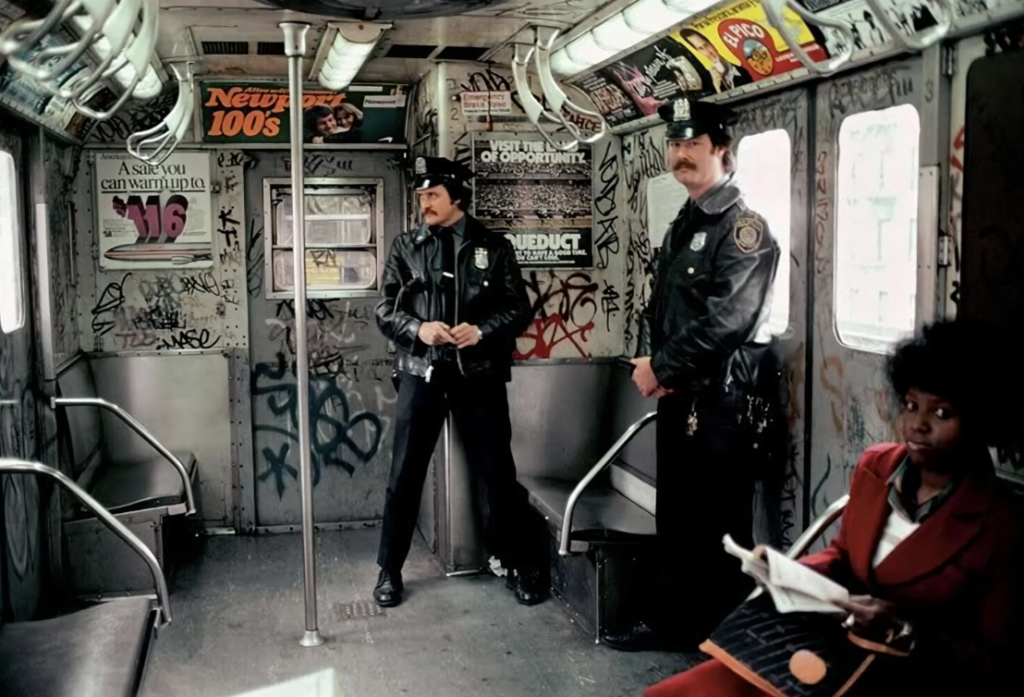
[0,0,117,85]
[509,27,609,153]
[533,29,608,145]
[761,0,854,76]
[126,61,195,165]
[511,43,581,152]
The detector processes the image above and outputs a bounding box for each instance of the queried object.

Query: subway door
[731,89,810,548]
[0,122,46,619]
[958,41,1024,485]
[808,52,945,535]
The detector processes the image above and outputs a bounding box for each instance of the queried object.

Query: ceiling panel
[158,0,616,81]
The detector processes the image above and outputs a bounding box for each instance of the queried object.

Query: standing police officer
[604,98,780,651]
[373,156,544,608]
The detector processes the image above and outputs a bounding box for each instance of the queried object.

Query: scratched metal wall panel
[732,89,810,548]
[0,121,45,621]
[245,150,401,527]
[90,353,233,525]
[43,137,83,368]
[809,59,925,548]
[618,123,667,358]
[438,63,627,359]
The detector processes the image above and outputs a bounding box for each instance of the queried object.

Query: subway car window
[266,181,383,297]
[834,104,920,354]
[736,129,791,335]
[0,148,23,334]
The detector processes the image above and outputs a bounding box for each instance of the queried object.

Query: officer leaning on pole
[604,97,781,652]
[372,156,545,608]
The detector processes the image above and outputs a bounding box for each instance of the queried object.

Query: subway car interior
[1,0,1023,695]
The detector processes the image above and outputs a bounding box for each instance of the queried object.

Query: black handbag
[699,593,910,697]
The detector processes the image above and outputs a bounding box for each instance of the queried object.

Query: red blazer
[645,443,1022,697]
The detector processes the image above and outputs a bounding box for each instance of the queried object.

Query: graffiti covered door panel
[245,152,403,528]
[960,47,1024,484]
[808,57,932,537]
[731,88,810,548]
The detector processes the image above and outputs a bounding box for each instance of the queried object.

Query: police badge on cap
[414,156,474,191]
[658,97,738,141]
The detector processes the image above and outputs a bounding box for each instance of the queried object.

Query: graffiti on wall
[514,271,598,359]
[620,129,664,355]
[252,352,383,498]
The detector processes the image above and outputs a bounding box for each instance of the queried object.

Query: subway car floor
[141,528,699,697]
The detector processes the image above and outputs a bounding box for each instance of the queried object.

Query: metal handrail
[784,494,849,560]
[746,493,849,601]
[52,396,196,515]
[0,458,171,625]
[559,411,658,556]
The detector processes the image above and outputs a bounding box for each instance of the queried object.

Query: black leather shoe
[373,568,403,608]
[505,566,545,606]
[601,622,698,652]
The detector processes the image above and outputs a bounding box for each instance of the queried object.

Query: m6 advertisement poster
[574,0,830,127]
[95,152,214,270]
[472,134,594,269]
[198,81,408,145]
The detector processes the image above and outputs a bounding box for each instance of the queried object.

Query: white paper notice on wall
[647,172,688,248]
[460,91,513,116]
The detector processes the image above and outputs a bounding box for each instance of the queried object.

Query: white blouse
[872,507,921,569]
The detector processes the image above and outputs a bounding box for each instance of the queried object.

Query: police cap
[413,156,474,191]
[658,97,737,141]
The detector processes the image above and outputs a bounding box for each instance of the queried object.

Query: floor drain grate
[335,601,386,620]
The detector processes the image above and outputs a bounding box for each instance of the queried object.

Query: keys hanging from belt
[687,399,698,436]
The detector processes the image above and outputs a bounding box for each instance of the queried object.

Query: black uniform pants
[651,385,756,639]
[376,367,532,573]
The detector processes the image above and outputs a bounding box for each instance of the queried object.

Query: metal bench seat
[0,460,172,697]
[88,451,198,516]
[521,476,656,544]
[0,597,157,697]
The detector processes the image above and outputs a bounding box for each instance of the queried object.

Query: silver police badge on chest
[690,232,707,252]
[474,247,489,269]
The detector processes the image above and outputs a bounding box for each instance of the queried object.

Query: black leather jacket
[640,175,779,393]
[375,214,532,381]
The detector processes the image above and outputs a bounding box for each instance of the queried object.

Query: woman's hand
[835,595,899,632]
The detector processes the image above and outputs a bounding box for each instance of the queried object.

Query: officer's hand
[418,321,454,346]
[450,323,482,349]
[630,357,663,398]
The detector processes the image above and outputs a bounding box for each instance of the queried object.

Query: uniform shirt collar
[694,173,743,215]
[887,457,959,523]
[450,214,466,237]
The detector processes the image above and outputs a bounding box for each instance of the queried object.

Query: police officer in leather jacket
[604,98,780,651]
[372,156,544,608]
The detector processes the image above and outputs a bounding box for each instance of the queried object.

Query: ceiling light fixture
[550,0,720,78]
[315,21,390,91]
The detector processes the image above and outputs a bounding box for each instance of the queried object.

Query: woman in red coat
[644,319,1022,697]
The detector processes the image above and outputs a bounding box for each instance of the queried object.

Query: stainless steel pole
[280,20,323,649]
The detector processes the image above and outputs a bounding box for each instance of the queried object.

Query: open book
[723,535,849,614]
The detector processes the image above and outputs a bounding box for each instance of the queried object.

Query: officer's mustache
[673,160,697,171]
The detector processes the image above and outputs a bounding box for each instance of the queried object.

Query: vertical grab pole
[280,20,323,649]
